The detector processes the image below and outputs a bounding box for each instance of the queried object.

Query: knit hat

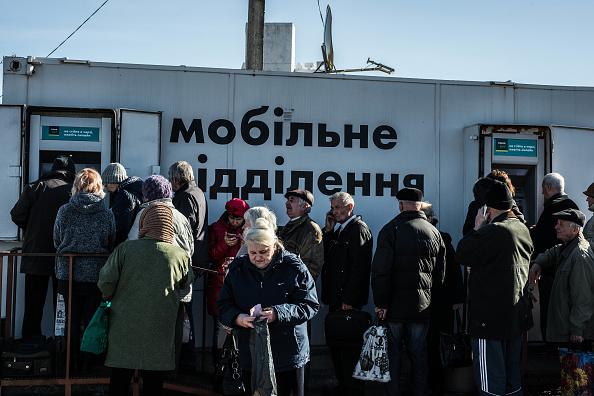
[139,204,174,244]
[51,155,76,175]
[396,187,423,202]
[142,175,173,202]
[225,198,250,217]
[485,180,513,210]
[101,163,127,184]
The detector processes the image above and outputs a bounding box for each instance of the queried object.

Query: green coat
[534,234,594,341]
[278,215,324,279]
[98,238,192,370]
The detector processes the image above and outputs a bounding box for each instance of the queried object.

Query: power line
[316,0,325,27]
[46,0,110,58]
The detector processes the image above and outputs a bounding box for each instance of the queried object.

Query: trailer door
[119,110,161,179]
[551,126,594,215]
[0,105,23,240]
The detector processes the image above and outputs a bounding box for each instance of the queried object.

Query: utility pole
[246,0,265,70]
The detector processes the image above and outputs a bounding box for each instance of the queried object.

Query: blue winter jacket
[217,249,319,372]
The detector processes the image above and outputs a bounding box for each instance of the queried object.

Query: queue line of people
[10,153,594,396]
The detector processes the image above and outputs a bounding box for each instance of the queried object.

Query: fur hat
[485,180,513,210]
[101,163,127,184]
[51,155,75,175]
[396,187,423,202]
[142,175,173,202]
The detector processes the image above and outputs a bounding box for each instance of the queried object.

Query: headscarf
[139,203,174,244]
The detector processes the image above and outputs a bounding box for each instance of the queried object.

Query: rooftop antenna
[315,5,394,75]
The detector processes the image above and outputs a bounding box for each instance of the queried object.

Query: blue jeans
[387,322,429,396]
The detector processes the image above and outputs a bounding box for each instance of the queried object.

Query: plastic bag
[352,324,391,383]
[80,301,111,355]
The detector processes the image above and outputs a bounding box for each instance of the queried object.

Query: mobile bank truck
[2,56,594,345]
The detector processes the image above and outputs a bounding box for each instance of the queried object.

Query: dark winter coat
[371,211,446,322]
[172,182,208,266]
[456,211,534,339]
[217,250,319,372]
[431,231,466,331]
[206,214,243,316]
[10,170,74,275]
[531,193,579,261]
[321,216,373,309]
[278,215,324,279]
[463,199,525,236]
[54,192,116,282]
[109,176,143,246]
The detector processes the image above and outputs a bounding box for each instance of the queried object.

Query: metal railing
[0,250,219,396]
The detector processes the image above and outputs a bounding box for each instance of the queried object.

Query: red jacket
[206,214,243,316]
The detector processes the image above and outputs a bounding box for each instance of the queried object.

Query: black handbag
[325,309,372,347]
[216,333,245,396]
[1,336,55,377]
[439,311,472,368]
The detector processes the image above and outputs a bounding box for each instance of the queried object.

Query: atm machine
[0,105,161,337]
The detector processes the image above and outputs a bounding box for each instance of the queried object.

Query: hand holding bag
[352,320,391,383]
[80,301,111,355]
[217,333,246,396]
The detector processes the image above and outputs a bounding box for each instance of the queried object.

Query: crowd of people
[9,154,594,396]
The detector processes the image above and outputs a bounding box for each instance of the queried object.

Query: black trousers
[329,345,364,396]
[109,368,165,396]
[244,367,305,396]
[59,281,102,373]
[538,274,554,341]
[21,274,56,338]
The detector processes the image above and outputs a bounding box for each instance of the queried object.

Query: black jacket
[10,170,74,275]
[531,193,579,260]
[456,212,534,339]
[463,199,525,236]
[371,211,445,322]
[321,216,373,309]
[172,182,208,266]
[109,176,143,246]
[217,250,319,372]
[431,231,466,331]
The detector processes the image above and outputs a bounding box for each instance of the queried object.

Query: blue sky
[2,0,594,97]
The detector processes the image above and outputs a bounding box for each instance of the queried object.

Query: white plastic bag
[352,324,391,382]
[54,293,66,336]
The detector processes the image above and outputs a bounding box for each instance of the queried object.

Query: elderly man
[530,209,594,345]
[372,187,445,396]
[321,191,373,396]
[583,183,594,242]
[456,180,533,396]
[169,160,208,267]
[278,189,323,279]
[11,155,75,338]
[531,172,579,340]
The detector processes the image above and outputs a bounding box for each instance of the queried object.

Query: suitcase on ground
[1,337,54,377]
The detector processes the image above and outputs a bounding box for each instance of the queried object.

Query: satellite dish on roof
[322,5,335,72]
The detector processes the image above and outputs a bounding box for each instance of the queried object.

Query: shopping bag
[216,333,246,396]
[80,301,111,355]
[559,347,594,396]
[352,324,391,383]
[440,311,472,368]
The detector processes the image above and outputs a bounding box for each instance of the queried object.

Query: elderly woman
[236,206,278,256]
[53,168,115,371]
[218,218,319,396]
[98,203,193,396]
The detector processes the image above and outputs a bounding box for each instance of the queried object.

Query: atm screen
[39,150,102,177]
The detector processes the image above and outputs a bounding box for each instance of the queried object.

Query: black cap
[285,189,314,206]
[51,155,75,174]
[552,208,586,227]
[396,187,423,202]
[485,180,513,210]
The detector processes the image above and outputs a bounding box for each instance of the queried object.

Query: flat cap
[285,189,314,206]
[552,208,586,227]
[584,183,594,198]
[396,187,423,202]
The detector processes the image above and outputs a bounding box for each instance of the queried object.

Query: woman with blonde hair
[53,168,116,372]
[218,219,319,396]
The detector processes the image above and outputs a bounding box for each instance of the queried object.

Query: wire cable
[317,0,325,27]
[46,0,110,57]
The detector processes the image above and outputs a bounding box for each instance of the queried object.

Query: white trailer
[2,56,594,345]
